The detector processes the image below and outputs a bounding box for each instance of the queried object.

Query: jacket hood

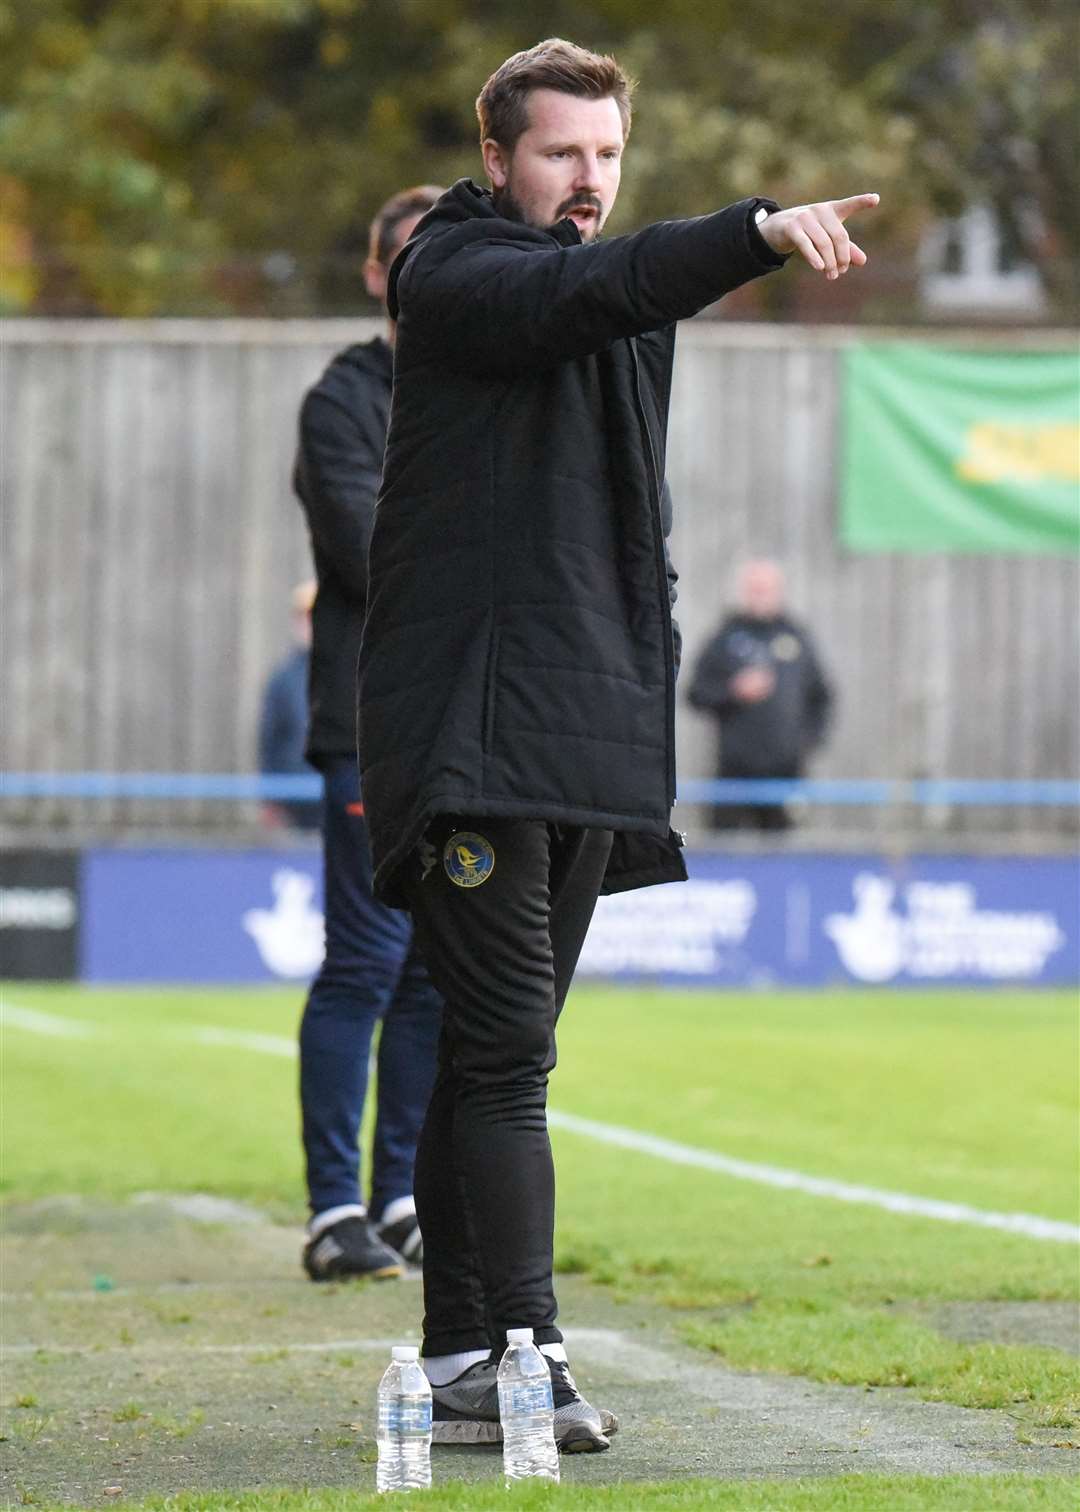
[387,178,580,319]
[387,180,496,320]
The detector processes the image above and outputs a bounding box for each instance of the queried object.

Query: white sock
[307,1203,365,1239]
[378,1196,416,1228]
[539,1343,568,1364]
[423,1349,490,1386]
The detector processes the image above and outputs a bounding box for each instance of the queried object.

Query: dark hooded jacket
[688,613,834,775]
[358,179,786,904]
[293,338,393,765]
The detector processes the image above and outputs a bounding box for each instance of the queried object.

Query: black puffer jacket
[293,338,392,765]
[359,180,786,903]
[688,613,834,775]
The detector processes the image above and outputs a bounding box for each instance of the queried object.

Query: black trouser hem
[421,1323,564,1359]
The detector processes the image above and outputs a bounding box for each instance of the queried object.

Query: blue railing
[2,773,1078,806]
[677,778,1080,807]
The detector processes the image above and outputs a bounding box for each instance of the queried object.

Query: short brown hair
[368,185,443,267]
[476,38,633,150]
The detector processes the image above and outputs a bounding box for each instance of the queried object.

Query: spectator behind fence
[257,579,322,832]
[292,183,445,1283]
[687,560,833,830]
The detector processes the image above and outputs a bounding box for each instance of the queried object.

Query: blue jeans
[300,759,442,1221]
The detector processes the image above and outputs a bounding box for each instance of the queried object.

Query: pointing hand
[757,193,880,279]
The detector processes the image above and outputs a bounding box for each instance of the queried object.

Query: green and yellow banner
[840,344,1079,553]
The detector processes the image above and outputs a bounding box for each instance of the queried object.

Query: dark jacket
[687,613,833,775]
[294,338,393,765]
[358,179,786,904]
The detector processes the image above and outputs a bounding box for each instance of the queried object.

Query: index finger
[831,192,880,220]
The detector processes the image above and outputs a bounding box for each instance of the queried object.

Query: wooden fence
[2,319,1076,834]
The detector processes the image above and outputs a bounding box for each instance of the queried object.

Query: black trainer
[430,1355,616,1453]
[549,1357,615,1454]
[302,1215,403,1281]
[430,1357,501,1444]
[376,1211,423,1267]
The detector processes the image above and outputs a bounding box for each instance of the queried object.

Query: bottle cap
[506,1328,534,1344]
[392,1345,420,1361]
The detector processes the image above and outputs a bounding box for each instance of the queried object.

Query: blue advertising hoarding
[82,849,326,984]
[576,852,1077,987]
[81,847,1078,987]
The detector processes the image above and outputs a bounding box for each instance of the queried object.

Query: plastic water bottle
[376,1345,432,1493]
[497,1327,559,1484]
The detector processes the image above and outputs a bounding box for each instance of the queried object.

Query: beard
[491,183,529,226]
[491,184,604,240]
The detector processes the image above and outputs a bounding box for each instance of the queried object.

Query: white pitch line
[545,1109,1080,1245]
[7,1003,1077,1245]
[0,1271,423,1302]
[1,1003,99,1038]
[188,1025,297,1058]
[3,1337,410,1358]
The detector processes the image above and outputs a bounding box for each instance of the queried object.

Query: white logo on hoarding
[578,880,757,975]
[825,873,1064,983]
[823,876,904,982]
[0,887,77,930]
[242,869,325,979]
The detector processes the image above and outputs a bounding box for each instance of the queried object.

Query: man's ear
[481,138,510,189]
[364,257,388,301]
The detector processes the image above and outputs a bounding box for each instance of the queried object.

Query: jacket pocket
[482,625,501,753]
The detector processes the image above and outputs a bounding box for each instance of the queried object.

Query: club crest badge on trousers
[443,832,496,888]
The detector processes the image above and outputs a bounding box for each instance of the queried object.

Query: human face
[482,88,624,242]
[363,213,424,306]
[739,561,786,619]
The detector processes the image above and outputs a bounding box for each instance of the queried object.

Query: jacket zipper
[628,339,677,814]
[482,625,500,755]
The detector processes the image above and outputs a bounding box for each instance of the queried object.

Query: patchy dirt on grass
[2,1197,1076,1506]
[928,1302,1080,1357]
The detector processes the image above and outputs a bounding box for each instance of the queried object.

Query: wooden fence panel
[2,320,1076,834]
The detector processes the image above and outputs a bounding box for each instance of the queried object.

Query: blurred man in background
[687,559,833,830]
[257,578,321,832]
[292,184,444,1283]
[358,37,875,1452]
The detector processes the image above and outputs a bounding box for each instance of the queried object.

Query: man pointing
[358,37,878,1452]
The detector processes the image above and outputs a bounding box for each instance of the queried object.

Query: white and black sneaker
[430,1355,616,1453]
[302,1215,402,1282]
[430,1357,501,1445]
[375,1206,423,1267]
[549,1357,616,1454]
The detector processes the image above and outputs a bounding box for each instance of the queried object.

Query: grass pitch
[37,1475,1080,1510]
[3,982,1078,1509]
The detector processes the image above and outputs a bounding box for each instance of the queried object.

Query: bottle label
[382,1401,432,1434]
[506,1381,553,1416]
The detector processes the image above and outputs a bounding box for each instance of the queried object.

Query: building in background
[919,205,1046,318]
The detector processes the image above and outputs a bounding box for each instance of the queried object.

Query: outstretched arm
[398,199,787,376]
[398,192,879,377]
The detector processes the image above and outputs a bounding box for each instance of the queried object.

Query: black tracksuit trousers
[402,817,613,1357]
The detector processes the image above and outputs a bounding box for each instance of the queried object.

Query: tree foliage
[1,0,1075,315]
